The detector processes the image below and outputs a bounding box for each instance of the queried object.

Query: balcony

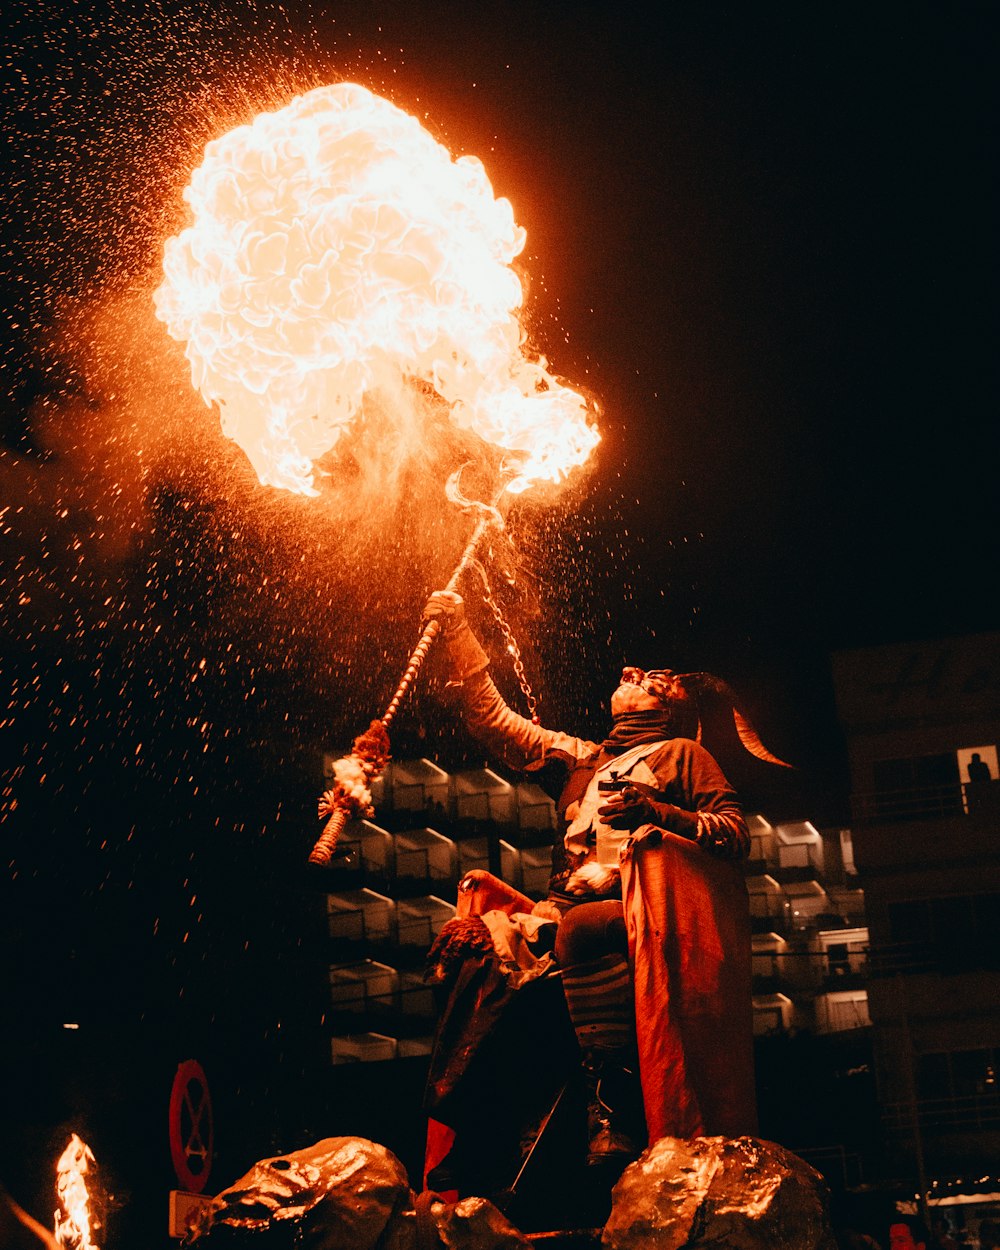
[772,865,822,886]
[328,959,400,1032]
[326,821,395,890]
[852,779,1000,825]
[393,828,457,891]
[327,957,441,1034]
[751,942,793,995]
[883,1092,1000,1136]
[327,888,396,960]
[866,941,942,978]
[514,782,557,835]
[752,992,794,1036]
[379,758,451,816]
[814,989,871,1033]
[330,1031,434,1064]
[453,768,516,826]
[816,927,869,989]
[396,895,455,949]
[331,1032,400,1064]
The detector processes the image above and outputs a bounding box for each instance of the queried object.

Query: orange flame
[154,83,599,496]
[54,1133,100,1250]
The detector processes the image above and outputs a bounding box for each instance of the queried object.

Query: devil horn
[676,673,793,769]
[732,709,793,768]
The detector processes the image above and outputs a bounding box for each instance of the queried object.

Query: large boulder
[602,1136,836,1250]
[187,1136,529,1250]
[188,1136,410,1248]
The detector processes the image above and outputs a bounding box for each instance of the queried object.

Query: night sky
[1,0,996,1226]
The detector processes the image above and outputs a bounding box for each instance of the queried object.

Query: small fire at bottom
[54,1133,101,1250]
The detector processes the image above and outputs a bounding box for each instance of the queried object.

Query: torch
[154,82,600,856]
[308,503,496,865]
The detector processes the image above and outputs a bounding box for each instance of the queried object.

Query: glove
[598,780,699,840]
[424,590,489,681]
[422,590,465,632]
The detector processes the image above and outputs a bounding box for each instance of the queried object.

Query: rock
[433,1195,531,1250]
[187,1136,529,1250]
[189,1136,411,1248]
[602,1136,836,1250]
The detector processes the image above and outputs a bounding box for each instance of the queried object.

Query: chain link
[470,558,540,725]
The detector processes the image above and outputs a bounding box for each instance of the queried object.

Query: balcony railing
[883,1092,1000,1136]
[788,1144,866,1189]
[852,780,999,824]
[866,941,941,978]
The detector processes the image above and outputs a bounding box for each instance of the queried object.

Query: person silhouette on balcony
[966,752,994,812]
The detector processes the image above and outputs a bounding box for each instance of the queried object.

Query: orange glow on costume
[155,83,599,496]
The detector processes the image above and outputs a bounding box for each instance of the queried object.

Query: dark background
[1,1,995,1240]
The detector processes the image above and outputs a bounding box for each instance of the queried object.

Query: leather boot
[582,1048,644,1169]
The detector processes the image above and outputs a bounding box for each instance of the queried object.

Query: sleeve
[649,739,750,861]
[440,619,597,772]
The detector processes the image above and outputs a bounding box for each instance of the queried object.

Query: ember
[54,1134,100,1250]
[154,82,599,496]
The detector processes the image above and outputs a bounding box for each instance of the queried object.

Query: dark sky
[0,0,996,1213]
[4,2,995,712]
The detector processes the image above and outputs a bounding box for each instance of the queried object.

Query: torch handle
[308,808,348,866]
[379,513,492,732]
[381,619,442,730]
[309,511,495,867]
[444,513,492,593]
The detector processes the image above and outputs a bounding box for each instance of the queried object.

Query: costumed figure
[421,591,789,1195]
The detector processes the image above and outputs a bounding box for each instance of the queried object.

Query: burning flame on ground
[154,82,599,497]
[54,1134,100,1249]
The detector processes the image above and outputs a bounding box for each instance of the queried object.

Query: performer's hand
[564,860,621,895]
[598,780,674,830]
[422,590,465,632]
[600,782,700,841]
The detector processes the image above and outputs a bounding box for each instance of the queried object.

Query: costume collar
[600,708,679,756]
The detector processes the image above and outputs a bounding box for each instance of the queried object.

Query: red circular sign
[169,1059,214,1193]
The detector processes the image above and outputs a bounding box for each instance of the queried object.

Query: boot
[582,1048,644,1169]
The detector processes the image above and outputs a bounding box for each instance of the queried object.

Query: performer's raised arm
[423,590,595,772]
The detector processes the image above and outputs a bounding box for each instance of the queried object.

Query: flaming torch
[154,82,600,860]
[310,484,499,863]
[54,1134,101,1250]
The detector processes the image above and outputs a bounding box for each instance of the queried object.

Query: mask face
[619,667,685,706]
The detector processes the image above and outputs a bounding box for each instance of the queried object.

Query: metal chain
[469,558,540,725]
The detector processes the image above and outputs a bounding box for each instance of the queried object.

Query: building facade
[833,632,1000,1185]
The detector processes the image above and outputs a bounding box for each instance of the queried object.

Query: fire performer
[421,590,789,1184]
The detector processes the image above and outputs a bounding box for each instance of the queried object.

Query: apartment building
[319,757,873,1092]
[832,632,1000,1185]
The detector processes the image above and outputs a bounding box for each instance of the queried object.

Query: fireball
[155,82,599,496]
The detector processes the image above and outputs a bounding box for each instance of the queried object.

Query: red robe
[622,829,755,1139]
